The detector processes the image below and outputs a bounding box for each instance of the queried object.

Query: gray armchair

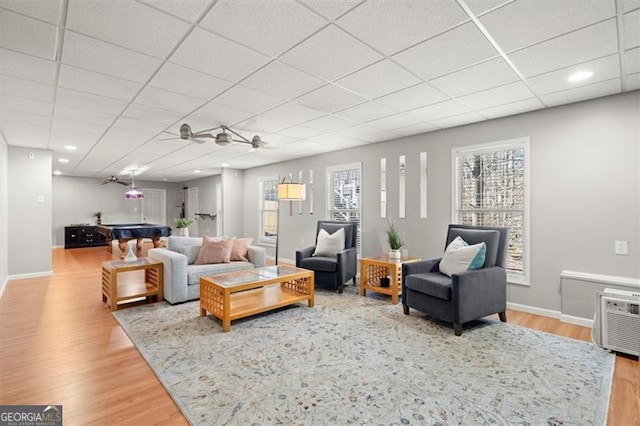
[296,221,358,293]
[401,224,508,336]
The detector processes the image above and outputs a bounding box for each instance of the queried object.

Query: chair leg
[402,304,409,315]
[337,284,343,294]
[454,323,462,336]
[499,311,507,322]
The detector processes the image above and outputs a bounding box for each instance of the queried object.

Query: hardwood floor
[1,245,638,425]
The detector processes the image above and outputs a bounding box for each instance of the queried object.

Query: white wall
[0,137,8,294]
[181,174,221,237]
[8,146,52,276]
[242,92,640,312]
[222,168,244,237]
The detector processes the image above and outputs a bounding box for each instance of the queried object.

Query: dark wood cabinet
[65,225,108,249]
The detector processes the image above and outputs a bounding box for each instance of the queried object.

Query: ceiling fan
[163,123,273,150]
[99,176,129,186]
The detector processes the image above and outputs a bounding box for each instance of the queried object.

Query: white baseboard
[560,314,594,328]
[7,270,53,281]
[507,302,561,319]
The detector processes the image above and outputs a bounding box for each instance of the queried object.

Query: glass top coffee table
[199,265,314,332]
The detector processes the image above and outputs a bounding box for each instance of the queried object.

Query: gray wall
[0,137,8,293]
[222,168,244,237]
[243,92,640,312]
[181,174,221,237]
[8,146,52,276]
[52,176,181,246]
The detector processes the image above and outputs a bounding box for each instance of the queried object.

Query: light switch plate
[614,240,628,255]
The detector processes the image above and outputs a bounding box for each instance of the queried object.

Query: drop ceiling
[1,0,638,182]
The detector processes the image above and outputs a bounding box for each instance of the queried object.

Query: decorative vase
[179,227,189,237]
[389,249,401,259]
[96,218,102,225]
[124,241,137,263]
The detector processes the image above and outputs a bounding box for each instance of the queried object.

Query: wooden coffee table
[200,266,314,332]
[359,255,420,304]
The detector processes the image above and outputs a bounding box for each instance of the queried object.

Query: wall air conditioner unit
[597,288,639,356]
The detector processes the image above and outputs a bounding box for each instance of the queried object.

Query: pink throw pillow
[230,238,253,261]
[194,237,233,264]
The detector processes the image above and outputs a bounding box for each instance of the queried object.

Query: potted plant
[386,218,404,259]
[175,217,194,237]
[94,211,102,225]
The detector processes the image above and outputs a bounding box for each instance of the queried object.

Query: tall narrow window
[326,162,362,255]
[258,176,278,245]
[452,138,530,284]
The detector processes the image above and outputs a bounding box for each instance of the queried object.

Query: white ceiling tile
[66,0,190,59]
[138,0,212,22]
[366,113,420,131]
[122,103,185,124]
[431,112,486,129]
[1,120,49,136]
[4,135,49,148]
[1,0,62,24]
[135,86,203,114]
[1,109,50,127]
[58,64,142,101]
[0,93,53,116]
[235,116,290,134]
[214,85,283,114]
[393,22,498,81]
[241,61,325,100]
[54,105,116,125]
[407,99,471,121]
[0,9,57,59]
[623,9,640,50]
[277,125,324,139]
[334,101,396,122]
[458,81,535,110]
[335,60,422,99]
[294,84,366,113]
[623,47,640,74]
[359,131,400,143]
[56,87,128,115]
[623,72,640,90]
[201,0,326,57]
[112,117,168,134]
[336,0,468,55]
[430,57,519,97]
[149,62,232,100]
[480,1,615,52]
[302,114,356,131]
[508,20,619,78]
[51,127,101,144]
[0,48,57,84]
[298,0,363,21]
[478,97,544,119]
[622,0,640,13]
[259,103,325,125]
[62,31,162,83]
[463,0,511,16]
[0,75,55,102]
[105,126,155,141]
[542,78,621,106]
[279,25,382,81]
[170,28,270,81]
[52,117,109,134]
[393,122,439,137]
[190,102,255,127]
[335,124,384,139]
[527,54,621,96]
[374,83,449,112]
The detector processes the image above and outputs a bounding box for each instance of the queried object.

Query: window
[326,162,362,255]
[452,138,530,284]
[258,176,278,245]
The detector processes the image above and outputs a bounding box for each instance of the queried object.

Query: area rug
[113,286,614,425]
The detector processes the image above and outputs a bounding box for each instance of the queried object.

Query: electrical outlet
[614,240,628,255]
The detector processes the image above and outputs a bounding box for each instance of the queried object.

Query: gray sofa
[148,236,266,304]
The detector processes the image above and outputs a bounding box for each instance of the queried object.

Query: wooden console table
[359,255,420,304]
[101,258,163,311]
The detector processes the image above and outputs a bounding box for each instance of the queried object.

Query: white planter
[178,227,189,237]
[389,249,401,259]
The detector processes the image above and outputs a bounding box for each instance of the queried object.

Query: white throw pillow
[439,236,486,277]
[312,228,345,257]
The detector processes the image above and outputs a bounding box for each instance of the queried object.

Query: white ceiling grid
[0,0,638,182]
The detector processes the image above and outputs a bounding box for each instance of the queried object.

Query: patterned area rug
[113,285,613,425]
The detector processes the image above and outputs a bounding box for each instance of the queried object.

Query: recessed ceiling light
[53,170,62,175]
[64,145,77,151]
[222,163,230,167]
[567,71,594,82]
[58,158,69,163]
[194,170,201,174]
[162,178,168,181]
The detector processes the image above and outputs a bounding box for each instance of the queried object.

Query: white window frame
[258,175,278,246]
[326,162,362,256]
[451,137,530,286]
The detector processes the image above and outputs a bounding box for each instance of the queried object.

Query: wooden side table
[359,255,420,304]
[101,258,163,311]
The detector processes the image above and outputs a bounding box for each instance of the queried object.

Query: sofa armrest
[247,245,266,268]
[148,248,188,304]
[295,246,316,267]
